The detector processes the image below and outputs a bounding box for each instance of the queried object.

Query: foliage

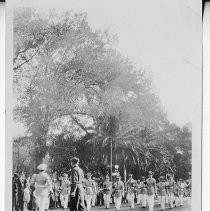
[13,8,191,180]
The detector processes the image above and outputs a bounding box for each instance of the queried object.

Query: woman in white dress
[30,164,53,211]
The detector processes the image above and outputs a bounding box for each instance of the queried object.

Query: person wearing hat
[125,174,137,209]
[146,171,157,211]
[103,175,112,209]
[30,164,53,211]
[135,179,141,205]
[83,173,96,211]
[177,178,187,206]
[139,176,147,208]
[70,157,85,211]
[113,175,124,211]
[60,173,70,210]
[165,174,175,209]
[156,176,167,211]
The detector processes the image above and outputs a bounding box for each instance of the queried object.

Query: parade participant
[91,177,97,207]
[186,173,191,197]
[173,181,179,208]
[113,175,124,211]
[156,177,161,206]
[84,173,96,211]
[135,179,141,205]
[125,174,136,209]
[103,175,112,209]
[23,182,31,211]
[12,173,19,211]
[177,178,187,206]
[156,176,167,211]
[52,178,60,209]
[30,164,53,211]
[70,157,85,211]
[166,174,175,209]
[140,176,147,208]
[146,171,157,211]
[60,173,70,210]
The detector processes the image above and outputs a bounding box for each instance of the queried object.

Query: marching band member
[30,164,53,211]
[60,173,70,210]
[157,177,161,206]
[140,176,147,208]
[136,179,141,205]
[177,178,187,206]
[103,175,112,209]
[156,176,167,211]
[166,174,175,209]
[126,174,136,209]
[146,171,157,211]
[84,173,96,211]
[113,175,124,211]
[91,177,97,207]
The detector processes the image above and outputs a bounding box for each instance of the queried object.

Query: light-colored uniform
[84,179,95,211]
[126,179,136,209]
[91,180,97,206]
[113,180,124,211]
[157,181,167,210]
[177,181,187,206]
[140,181,147,207]
[31,172,52,211]
[60,179,70,209]
[146,178,156,211]
[135,182,141,205]
[166,180,175,208]
[103,181,112,208]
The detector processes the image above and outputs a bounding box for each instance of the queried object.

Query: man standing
[60,173,70,211]
[70,157,85,211]
[126,174,136,209]
[113,176,124,211]
[135,179,141,205]
[156,176,167,211]
[146,171,157,211]
[140,176,147,208]
[177,178,187,206]
[103,175,112,209]
[84,173,96,211]
[166,174,175,209]
[91,177,97,207]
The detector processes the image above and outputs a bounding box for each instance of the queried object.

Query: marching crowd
[13,157,191,211]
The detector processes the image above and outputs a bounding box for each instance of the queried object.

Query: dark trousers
[70,187,85,211]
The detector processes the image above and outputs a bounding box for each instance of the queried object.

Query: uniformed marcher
[91,177,97,207]
[156,176,167,211]
[60,173,70,210]
[146,171,157,211]
[70,157,85,211]
[177,179,187,206]
[30,164,53,211]
[166,174,175,209]
[126,174,136,209]
[84,173,96,211]
[135,179,141,205]
[113,175,124,211]
[103,175,112,209]
[140,176,147,208]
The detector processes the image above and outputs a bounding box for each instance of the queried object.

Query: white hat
[37,164,47,171]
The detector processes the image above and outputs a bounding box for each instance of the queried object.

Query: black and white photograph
[6,0,202,211]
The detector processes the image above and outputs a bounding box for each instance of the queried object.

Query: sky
[11,0,202,137]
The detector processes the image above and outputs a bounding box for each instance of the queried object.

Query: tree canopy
[13,8,191,180]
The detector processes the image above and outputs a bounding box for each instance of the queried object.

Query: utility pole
[110,138,113,182]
